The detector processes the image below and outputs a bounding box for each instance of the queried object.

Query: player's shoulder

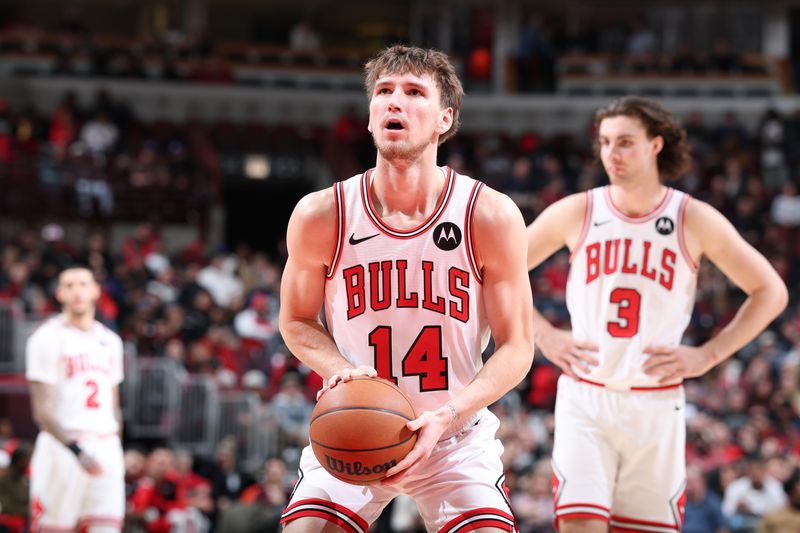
[682,196,728,230]
[291,185,339,230]
[94,321,123,344]
[28,315,62,338]
[472,184,523,225]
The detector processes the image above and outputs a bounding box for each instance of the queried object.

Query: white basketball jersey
[25,315,124,434]
[566,186,698,390]
[324,167,490,423]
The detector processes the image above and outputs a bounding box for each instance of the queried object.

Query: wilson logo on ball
[324,455,398,476]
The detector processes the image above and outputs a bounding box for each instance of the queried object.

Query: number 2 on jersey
[369,326,449,391]
[607,287,641,337]
[85,379,100,409]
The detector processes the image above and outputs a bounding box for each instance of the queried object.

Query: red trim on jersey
[676,193,698,272]
[569,190,594,263]
[604,186,673,223]
[464,180,485,284]
[437,508,516,533]
[576,376,682,391]
[281,498,368,533]
[37,527,75,532]
[78,515,123,527]
[326,181,346,279]
[610,515,679,530]
[360,167,455,238]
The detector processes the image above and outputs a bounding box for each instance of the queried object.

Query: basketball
[309,377,417,484]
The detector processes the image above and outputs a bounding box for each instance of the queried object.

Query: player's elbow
[772,278,789,316]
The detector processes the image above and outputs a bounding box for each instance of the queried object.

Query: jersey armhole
[677,193,699,272]
[568,191,593,263]
[465,181,485,284]
[325,181,346,280]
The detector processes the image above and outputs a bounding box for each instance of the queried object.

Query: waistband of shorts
[576,376,683,392]
[47,430,120,441]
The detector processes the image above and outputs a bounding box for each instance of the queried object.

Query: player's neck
[370,157,445,218]
[64,311,96,331]
[608,176,666,216]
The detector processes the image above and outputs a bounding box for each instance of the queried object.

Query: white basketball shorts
[30,431,125,531]
[552,376,686,533]
[281,411,517,532]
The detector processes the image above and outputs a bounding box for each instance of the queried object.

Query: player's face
[56,268,100,316]
[598,115,663,183]
[368,71,453,161]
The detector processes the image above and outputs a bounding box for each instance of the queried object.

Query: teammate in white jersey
[279,45,534,532]
[26,266,125,532]
[526,96,788,533]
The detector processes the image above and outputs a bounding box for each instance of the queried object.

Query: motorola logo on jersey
[655,217,675,235]
[433,222,462,251]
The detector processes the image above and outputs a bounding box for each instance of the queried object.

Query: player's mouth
[383,118,406,131]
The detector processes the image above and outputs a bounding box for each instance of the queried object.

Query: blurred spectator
[512,459,555,532]
[0,443,31,527]
[759,469,800,533]
[130,448,184,533]
[723,457,787,532]
[197,253,243,309]
[684,464,728,533]
[272,371,312,451]
[218,457,289,533]
[205,438,255,513]
[233,291,278,344]
[516,15,555,92]
[288,19,321,52]
[770,181,800,227]
[80,112,118,155]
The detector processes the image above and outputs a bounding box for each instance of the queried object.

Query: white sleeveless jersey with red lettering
[25,315,124,434]
[566,186,698,389]
[324,167,490,422]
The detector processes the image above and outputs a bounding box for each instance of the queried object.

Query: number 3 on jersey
[369,326,449,391]
[607,287,641,337]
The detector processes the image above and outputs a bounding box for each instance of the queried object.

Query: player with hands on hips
[279,44,534,533]
[26,266,125,533]
[526,96,787,533]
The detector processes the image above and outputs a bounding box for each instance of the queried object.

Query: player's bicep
[478,193,534,349]
[692,202,782,295]
[526,193,585,270]
[280,189,337,324]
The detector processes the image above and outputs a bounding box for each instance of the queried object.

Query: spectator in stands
[625,16,658,71]
[80,111,118,156]
[516,15,556,92]
[684,464,728,533]
[709,38,742,73]
[233,290,278,344]
[130,448,184,533]
[288,19,321,52]
[217,457,289,533]
[206,438,255,513]
[759,468,800,533]
[511,459,556,532]
[271,370,312,451]
[197,252,243,309]
[0,443,30,531]
[758,109,789,193]
[723,457,788,532]
[770,180,800,227]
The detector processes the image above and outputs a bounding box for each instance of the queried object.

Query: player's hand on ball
[381,404,452,484]
[538,327,599,378]
[78,451,103,476]
[316,365,378,400]
[643,344,714,384]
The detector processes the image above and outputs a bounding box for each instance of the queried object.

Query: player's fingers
[556,358,577,379]
[642,354,673,371]
[568,351,593,373]
[327,374,343,388]
[383,448,424,479]
[574,341,600,352]
[659,370,683,385]
[407,418,425,432]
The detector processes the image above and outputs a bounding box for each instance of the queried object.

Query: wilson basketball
[309,377,417,484]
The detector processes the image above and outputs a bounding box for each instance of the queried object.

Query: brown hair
[594,96,691,181]
[364,45,463,144]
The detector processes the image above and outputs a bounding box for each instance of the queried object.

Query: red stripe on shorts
[438,508,516,533]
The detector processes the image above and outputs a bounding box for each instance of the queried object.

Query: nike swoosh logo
[593,220,612,227]
[349,233,379,245]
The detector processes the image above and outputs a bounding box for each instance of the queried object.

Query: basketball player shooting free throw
[279,44,535,533]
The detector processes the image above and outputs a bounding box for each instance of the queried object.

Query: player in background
[526,96,788,533]
[26,266,125,532]
[279,44,534,532]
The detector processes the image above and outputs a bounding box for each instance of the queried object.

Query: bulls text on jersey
[64,352,114,378]
[584,238,677,290]
[342,259,470,322]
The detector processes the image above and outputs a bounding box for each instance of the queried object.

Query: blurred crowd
[1,88,800,531]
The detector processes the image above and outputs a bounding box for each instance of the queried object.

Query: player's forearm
[448,339,534,422]
[33,412,74,447]
[280,317,354,380]
[703,283,788,367]
[532,306,556,337]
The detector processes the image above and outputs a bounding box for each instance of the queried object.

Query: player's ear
[652,135,664,156]
[436,107,453,135]
[54,285,65,305]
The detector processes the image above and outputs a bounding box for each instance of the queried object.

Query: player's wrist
[67,441,83,457]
